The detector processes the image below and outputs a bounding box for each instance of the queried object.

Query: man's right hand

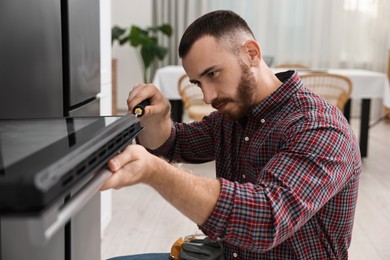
[127,83,172,149]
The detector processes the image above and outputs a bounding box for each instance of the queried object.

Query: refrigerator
[0,0,106,259]
[0,0,101,118]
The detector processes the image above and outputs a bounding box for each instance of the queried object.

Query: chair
[300,73,352,111]
[178,74,216,121]
[273,64,310,69]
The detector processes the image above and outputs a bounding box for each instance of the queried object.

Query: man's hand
[100,144,155,190]
[127,83,171,124]
[99,144,221,226]
[127,83,172,149]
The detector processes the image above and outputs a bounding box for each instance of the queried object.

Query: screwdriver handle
[133,99,151,117]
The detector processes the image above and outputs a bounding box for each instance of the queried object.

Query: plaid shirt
[152,71,361,259]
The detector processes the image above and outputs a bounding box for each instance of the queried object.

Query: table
[153,66,186,122]
[152,66,390,158]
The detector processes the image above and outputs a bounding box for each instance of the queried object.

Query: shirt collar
[248,70,301,121]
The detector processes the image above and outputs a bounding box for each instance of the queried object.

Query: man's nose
[202,85,217,104]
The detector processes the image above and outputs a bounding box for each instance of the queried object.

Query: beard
[211,62,257,120]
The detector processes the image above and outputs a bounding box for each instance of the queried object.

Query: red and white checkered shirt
[152,70,361,259]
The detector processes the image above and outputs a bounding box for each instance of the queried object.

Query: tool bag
[170,233,224,260]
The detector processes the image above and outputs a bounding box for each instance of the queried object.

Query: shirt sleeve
[150,115,218,163]
[200,115,361,253]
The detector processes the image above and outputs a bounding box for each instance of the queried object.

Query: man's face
[182,36,258,120]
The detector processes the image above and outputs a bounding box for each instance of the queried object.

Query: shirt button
[261,118,266,123]
[233,252,238,258]
[244,136,250,142]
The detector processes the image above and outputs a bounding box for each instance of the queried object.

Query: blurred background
[111,0,390,120]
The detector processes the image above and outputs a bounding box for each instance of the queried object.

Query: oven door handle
[27,169,112,246]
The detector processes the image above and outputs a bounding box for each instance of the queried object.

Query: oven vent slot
[60,127,137,188]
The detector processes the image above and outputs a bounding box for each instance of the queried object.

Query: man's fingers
[99,169,123,191]
[100,145,147,190]
[108,146,137,172]
[127,83,156,111]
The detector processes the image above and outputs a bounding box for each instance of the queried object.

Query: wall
[111,0,153,111]
[100,0,113,237]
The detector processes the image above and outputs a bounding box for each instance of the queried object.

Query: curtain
[205,0,390,72]
[154,0,390,73]
[151,0,208,68]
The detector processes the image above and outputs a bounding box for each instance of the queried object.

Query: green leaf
[111,26,126,45]
[119,37,128,45]
[111,23,173,81]
[129,25,149,47]
[146,24,172,37]
[140,44,156,69]
[159,24,173,37]
[146,26,161,34]
[155,46,168,60]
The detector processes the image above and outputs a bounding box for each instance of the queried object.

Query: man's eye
[208,71,217,78]
[191,81,201,88]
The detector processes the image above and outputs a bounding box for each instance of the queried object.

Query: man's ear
[243,40,262,67]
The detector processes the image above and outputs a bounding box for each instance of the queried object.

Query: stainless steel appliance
[0,115,142,259]
[0,0,100,118]
[0,0,112,259]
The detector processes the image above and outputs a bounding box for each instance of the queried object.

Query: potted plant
[112,23,173,83]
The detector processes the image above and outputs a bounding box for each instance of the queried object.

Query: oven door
[0,169,111,260]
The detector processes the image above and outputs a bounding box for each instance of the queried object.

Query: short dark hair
[178,10,255,58]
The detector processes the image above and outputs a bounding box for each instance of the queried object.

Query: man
[101,10,361,259]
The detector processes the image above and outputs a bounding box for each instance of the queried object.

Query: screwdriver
[132,99,150,117]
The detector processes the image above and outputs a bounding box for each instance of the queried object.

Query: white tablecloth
[153,65,390,108]
[326,69,390,104]
[153,66,186,100]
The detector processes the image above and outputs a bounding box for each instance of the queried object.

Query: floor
[101,117,390,260]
